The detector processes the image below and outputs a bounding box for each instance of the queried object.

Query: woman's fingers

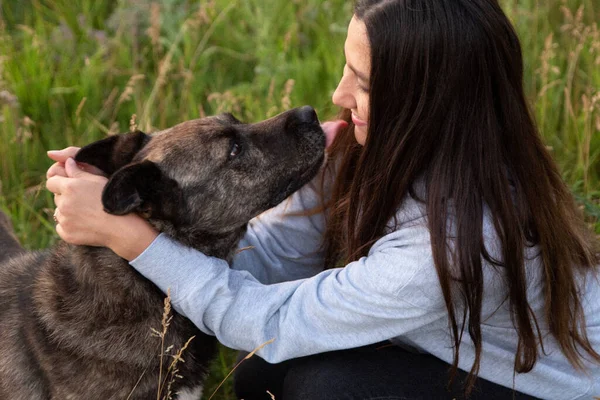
[47,147,80,162]
[47,162,67,179]
[47,161,106,179]
[78,163,107,177]
[46,175,69,196]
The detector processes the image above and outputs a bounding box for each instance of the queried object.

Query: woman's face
[332,16,371,146]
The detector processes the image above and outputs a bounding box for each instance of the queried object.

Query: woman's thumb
[65,157,86,178]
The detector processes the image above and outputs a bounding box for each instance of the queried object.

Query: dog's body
[0,106,326,399]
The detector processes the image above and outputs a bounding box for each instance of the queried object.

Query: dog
[0,106,326,399]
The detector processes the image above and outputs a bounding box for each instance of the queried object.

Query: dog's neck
[146,219,249,263]
[61,222,247,295]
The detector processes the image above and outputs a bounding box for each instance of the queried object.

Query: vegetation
[0,0,598,398]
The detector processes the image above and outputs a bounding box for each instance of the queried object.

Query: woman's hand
[46,154,158,261]
[47,147,106,179]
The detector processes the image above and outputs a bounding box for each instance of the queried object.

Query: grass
[0,0,598,399]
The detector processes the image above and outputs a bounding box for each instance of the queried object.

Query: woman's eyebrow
[347,63,369,82]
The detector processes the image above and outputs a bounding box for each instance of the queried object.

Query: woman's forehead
[345,16,371,77]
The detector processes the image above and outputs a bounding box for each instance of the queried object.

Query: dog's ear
[217,112,242,125]
[74,131,151,176]
[102,160,180,218]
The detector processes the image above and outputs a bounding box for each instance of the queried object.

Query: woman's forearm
[107,214,159,261]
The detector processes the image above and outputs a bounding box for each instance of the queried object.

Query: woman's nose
[332,78,354,110]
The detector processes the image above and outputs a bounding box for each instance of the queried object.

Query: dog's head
[75,106,325,254]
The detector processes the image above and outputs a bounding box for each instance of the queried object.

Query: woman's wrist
[107,214,159,261]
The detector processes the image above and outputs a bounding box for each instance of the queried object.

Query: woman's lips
[351,113,368,127]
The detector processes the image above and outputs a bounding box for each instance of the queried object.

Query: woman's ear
[74,131,151,176]
[101,160,180,218]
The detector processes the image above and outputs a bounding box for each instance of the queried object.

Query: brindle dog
[0,106,326,400]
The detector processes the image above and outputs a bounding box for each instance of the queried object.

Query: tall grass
[0,0,598,399]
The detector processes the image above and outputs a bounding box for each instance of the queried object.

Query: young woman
[46,0,599,399]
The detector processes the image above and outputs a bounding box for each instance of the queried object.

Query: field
[0,0,598,399]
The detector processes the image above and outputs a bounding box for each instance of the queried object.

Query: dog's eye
[229,141,242,158]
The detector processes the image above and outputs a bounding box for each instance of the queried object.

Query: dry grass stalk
[0,89,19,107]
[117,74,146,107]
[160,335,196,400]
[75,97,87,126]
[108,121,120,136]
[14,116,34,144]
[561,7,590,123]
[143,293,172,398]
[235,245,255,254]
[147,290,198,400]
[188,0,237,72]
[266,78,278,117]
[536,34,560,98]
[207,91,242,115]
[151,289,173,400]
[130,114,138,132]
[147,2,161,56]
[208,338,276,400]
[281,79,295,111]
[126,290,196,400]
[140,22,189,131]
[580,91,600,193]
[190,0,216,28]
[126,364,151,400]
[590,23,600,66]
[103,87,120,115]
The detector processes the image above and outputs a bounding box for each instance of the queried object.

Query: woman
[46,0,599,399]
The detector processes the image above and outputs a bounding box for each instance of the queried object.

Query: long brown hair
[323,0,600,393]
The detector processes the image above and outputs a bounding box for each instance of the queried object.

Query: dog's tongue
[321,120,348,149]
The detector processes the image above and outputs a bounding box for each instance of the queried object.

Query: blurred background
[0,0,598,398]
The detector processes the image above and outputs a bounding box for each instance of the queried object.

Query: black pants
[233,343,540,400]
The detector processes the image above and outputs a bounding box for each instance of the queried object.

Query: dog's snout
[295,106,319,124]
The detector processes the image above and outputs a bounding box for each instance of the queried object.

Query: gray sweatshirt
[130,173,600,400]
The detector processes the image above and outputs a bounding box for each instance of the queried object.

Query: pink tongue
[321,120,348,149]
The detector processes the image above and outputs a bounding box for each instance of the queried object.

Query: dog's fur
[0,106,325,399]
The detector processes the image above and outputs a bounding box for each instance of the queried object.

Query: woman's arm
[231,171,329,284]
[130,214,446,363]
[47,156,445,361]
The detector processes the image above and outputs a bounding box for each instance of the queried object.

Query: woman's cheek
[355,100,369,145]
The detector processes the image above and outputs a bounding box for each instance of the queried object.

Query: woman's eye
[357,80,369,93]
[229,142,242,158]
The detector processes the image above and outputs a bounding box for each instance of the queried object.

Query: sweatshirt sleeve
[130,215,447,363]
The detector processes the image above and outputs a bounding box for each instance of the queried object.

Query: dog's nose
[295,106,318,124]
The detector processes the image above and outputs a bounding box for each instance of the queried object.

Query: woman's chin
[354,126,367,146]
